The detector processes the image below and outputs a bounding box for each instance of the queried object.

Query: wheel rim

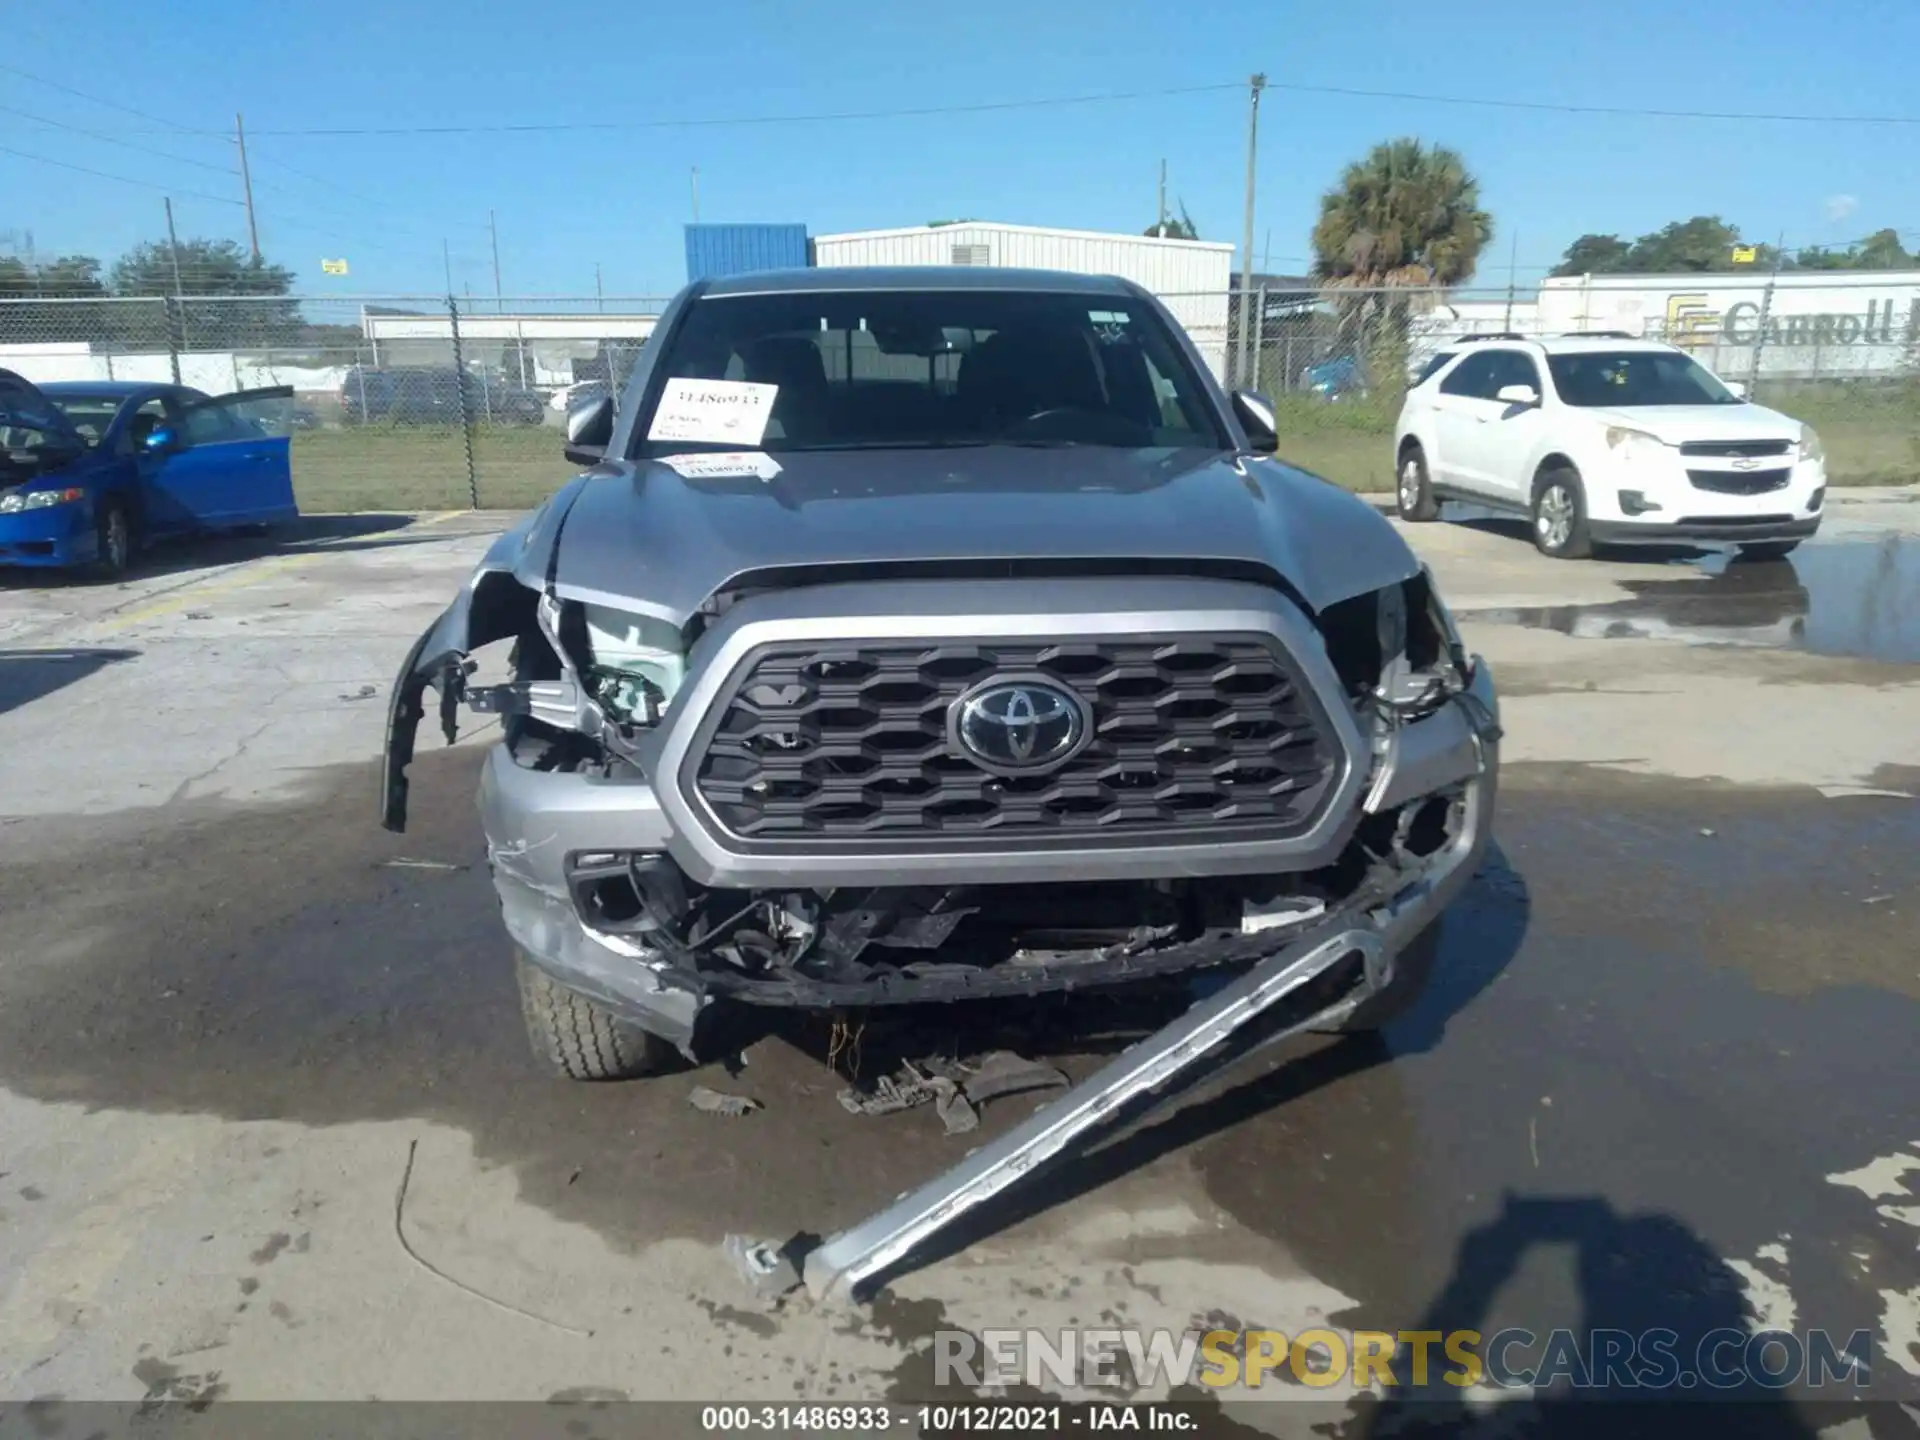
[1537,484,1574,549]
[105,510,129,569]
[1400,458,1423,511]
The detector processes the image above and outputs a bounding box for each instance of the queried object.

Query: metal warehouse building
[810,222,1236,381]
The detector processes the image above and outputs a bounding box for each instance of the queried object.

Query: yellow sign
[320,257,350,275]
[1730,246,1758,264]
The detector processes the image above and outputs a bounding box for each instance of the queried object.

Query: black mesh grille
[687,636,1342,849]
[1687,467,1791,495]
[1679,439,1792,458]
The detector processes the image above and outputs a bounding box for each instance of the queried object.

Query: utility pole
[691,167,700,223]
[1747,230,1786,391]
[489,210,503,313]
[442,238,453,296]
[1236,73,1267,389]
[163,197,187,382]
[1156,159,1167,238]
[1502,230,1519,332]
[595,261,604,312]
[235,113,260,261]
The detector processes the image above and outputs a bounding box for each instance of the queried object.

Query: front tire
[1396,445,1441,522]
[516,953,678,1081]
[1736,541,1801,562]
[1531,466,1592,559]
[88,498,135,580]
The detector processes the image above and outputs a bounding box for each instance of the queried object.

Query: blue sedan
[0,370,298,577]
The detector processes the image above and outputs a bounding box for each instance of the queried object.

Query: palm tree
[1311,139,1493,289]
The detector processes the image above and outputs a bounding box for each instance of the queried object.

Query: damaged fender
[381,490,587,832]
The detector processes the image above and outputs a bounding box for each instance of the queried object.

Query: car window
[47,398,123,448]
[1546,350,1740,407]
[1438,352,1502,400]
[124,397,171,451]
[638,289,1225,454]
[1485,350,1542,395]
[1412,351,1458,387]
[180,396,242,446]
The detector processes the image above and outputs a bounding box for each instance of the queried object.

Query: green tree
[1623,216,1746,272]
[1310,139,1493,287]
[1550,234,1633,277]
[1795,227,1912,270]
[1310,139,1491,403]
[111,237,300,350]
[0,254,113,344]
[1144,203,1200,240]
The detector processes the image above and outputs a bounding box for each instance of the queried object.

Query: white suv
[1391,335,1826,559]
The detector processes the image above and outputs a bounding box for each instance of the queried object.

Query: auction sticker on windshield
[648,378,778,444]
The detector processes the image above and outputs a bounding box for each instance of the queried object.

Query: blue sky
[4,0,1916,301]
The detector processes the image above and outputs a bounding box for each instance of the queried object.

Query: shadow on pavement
[0,646,139,716]
[1348,1194,1845,1437]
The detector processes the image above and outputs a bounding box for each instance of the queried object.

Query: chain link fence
[2,280,1914,513]
[1205,280,1920,492]
[0,293,666,513]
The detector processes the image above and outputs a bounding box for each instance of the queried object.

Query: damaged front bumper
[383,563,1501,1053]
[475,656,1497,1052]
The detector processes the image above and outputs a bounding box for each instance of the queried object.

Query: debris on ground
[378,858,467,872]
[689,1085,761,1117]
[837,1067,940,1117]
[837,1051,1064,1134]
[338,685,378,702]
[722,1234,801,1299]
[960,1051,1069,1107]
[932,1078,978,1136]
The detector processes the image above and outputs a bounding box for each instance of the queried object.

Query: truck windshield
[637,289,1226,454]
[1547,350,1741,407]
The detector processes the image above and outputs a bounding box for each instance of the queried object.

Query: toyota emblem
[949,678,1090,774]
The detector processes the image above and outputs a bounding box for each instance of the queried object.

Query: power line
[0,103,240,179]
[114,80,1920,139]
[1264,79,1920,127]
[0,61,220,133]
[0,143,242,207]
[167,82,1252,136]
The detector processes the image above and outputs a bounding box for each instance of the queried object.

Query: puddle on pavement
[1460,531,1920,662]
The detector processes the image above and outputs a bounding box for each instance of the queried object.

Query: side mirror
[1495,384,1539,408]
[1724,380,1748,400]
[563,394,614,467]
[144,424,181,452]
[1230,390,1278,454]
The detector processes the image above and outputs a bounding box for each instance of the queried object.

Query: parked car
[381,267,1500,1094]
[0,370,296,577]
[1392,336,1825,560]
[1301,353,1366,400]
[339,366,545,426]
[549,378,610,413]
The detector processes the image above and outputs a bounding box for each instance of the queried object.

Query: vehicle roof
[1442,335,1684,356]
[38,381,185,400]
[700,266,1147,298]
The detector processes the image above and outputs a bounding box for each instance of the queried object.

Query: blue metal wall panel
[684,224,810,281]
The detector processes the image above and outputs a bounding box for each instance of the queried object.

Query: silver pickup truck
[381,266,1500,1089]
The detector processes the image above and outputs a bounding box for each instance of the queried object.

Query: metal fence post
[162,296,183,385]
[447,294,480,510]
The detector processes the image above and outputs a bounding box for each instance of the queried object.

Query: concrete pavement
[3,504,1919,1434]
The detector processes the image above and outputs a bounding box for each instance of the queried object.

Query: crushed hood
[535,445,1419,624]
